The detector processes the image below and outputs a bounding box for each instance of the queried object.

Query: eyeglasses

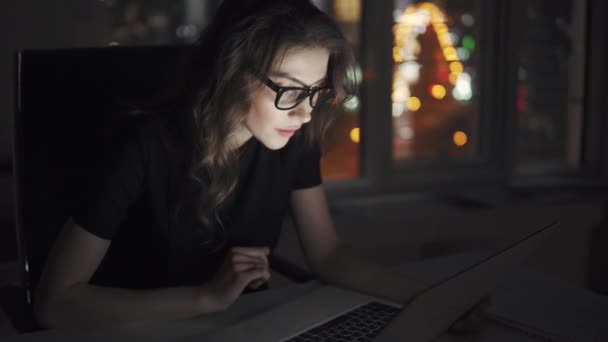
[259,76,335,110]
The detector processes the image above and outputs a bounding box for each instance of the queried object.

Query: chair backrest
[13,46,186,303]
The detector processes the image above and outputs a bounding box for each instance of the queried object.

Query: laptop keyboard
[282,301,402,342]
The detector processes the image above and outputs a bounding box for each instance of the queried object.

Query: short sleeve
[291,143,322,190]
[72,126,149,240]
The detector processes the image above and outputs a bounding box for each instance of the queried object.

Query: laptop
[178,220,560,342]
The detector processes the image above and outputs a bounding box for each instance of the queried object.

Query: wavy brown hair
[170,0,357,246]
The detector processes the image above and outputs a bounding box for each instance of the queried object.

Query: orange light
[393,47,404,62]
[443,47,458,61]
[449,72,459,85]
[449,61,464,74]
[350,127,360,143]
[453,131,468,146]
[430,84,447,100]
[334,0,362,24]
[407,96,421,111]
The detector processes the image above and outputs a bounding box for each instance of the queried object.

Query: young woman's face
[236,46,330,150]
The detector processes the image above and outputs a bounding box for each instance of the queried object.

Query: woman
[34,0,485,330]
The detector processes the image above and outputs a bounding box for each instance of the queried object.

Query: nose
[290,100,312,124]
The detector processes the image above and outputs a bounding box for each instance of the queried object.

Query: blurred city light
[391,0,478,161]
[349,127,361,143]
[457,47,471,61]
[462,35,476,52]
[430,84,447,100]
[453,131,468,146]
[407,96,422,111]
[334,0,362,23]
[453,72,473,101]
[398,126,415,140]
[461,13,475,27]
[393,102,406,117]
[450,61,464,74]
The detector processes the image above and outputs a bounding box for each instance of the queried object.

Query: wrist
[196,285,227,314]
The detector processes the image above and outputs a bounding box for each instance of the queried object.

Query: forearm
[314,245,429,304]
[35,283,221,329]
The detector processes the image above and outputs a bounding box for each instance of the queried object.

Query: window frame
[507,0,608,188]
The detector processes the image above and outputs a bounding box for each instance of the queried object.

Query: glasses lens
[311,88,335,108]
[277,89,308,109]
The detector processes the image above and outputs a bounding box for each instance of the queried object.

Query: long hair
[169,0,357,247]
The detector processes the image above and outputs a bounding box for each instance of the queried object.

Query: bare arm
[34,218,264,328]
[34,218,218,328]
[290,186,429,304]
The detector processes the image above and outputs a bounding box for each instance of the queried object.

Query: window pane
[392,0,480,162]
[318,0,362,181]
[514,0,586,173]
[105,0,217,45]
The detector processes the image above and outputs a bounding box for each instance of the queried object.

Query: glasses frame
[259,76,335,110]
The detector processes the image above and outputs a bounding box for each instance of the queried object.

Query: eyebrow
[269,71,327,87]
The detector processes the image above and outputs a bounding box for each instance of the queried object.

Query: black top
[73,117,321,289]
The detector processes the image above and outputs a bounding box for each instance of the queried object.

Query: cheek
[247,94,283,129]
[250,108,283,131]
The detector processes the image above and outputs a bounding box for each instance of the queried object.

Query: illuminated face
[233,46,330,150]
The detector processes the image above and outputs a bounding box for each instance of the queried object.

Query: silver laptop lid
[374,220,560,342]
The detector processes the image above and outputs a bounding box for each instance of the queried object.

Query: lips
[276,128,298,137]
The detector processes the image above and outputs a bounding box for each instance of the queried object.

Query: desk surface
[5,252,608,342]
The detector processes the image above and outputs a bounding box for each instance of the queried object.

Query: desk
[4,252,608,341]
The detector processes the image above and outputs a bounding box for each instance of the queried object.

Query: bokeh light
[350,127,360,143]
[453,131,468,146]
[430,84,447,100]
[407,96,422,111]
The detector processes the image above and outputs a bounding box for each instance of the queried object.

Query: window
[392,1,481,163]
[317,0,362,181]
[512,0,587,175]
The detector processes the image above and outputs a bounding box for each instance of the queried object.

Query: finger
[230,249,269,269]
[231,256,268,274]
[247,278,266,289]
[229,253,267,267]
[231,250,269,267]
[231,246,270,260]
[230,261,262,273]
[237,267,271,289]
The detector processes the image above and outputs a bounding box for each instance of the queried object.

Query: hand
[201,246,271,311]
[448,295,492,334]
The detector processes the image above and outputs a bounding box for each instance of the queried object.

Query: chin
[260,137,290,150]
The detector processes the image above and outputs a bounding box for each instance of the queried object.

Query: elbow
[33,286,68,329]
[33,282,93,329]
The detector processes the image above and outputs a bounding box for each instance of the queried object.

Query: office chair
[5,46,313,333]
